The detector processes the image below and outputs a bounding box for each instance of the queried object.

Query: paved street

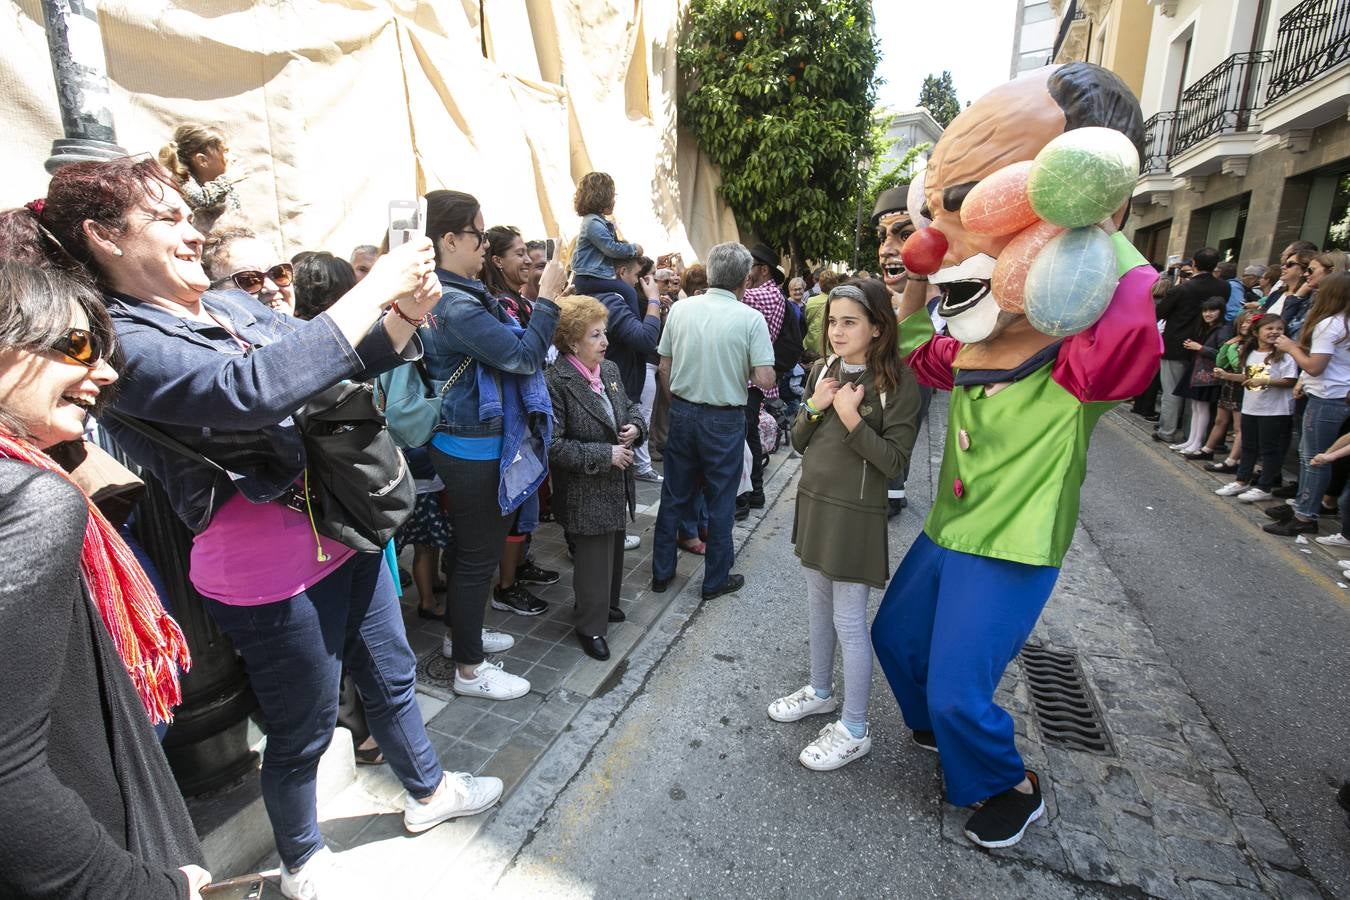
[242,395,1348,898]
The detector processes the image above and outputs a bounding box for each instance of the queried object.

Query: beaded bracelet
[389,302,433,328]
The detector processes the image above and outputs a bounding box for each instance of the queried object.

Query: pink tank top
[190,491,355,605]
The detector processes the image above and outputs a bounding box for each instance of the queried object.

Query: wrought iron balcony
[1267,0,1350,104]
[1141,111,1180,174]
[1172,51,1273,155]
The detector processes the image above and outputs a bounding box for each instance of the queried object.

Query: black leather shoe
[651,576,671,593]
[608,606,626,623]
[1264,503,1295,522]
[734,503,750,521]
[1205,461,1238,473]
[701,573,745,601]
[577,633,610,661]
[745,490,766,509]
[1182,449,1213,461]
[1273,483,1298,498]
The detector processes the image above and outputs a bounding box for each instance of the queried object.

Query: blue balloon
[1023,227,1117,337]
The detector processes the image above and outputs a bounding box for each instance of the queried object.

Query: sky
[872,0,1020,113]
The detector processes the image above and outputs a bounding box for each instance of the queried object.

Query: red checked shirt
[741,280,784,399]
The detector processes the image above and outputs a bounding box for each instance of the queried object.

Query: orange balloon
[960,161,1039,237]
[991,220,1063,313]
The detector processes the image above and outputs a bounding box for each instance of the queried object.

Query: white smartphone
[387,199,425,250]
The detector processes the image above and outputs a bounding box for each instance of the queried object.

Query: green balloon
[1027,127,1140,229]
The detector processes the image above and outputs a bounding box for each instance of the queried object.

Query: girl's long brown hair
[822,277,905,396]
[1299,272,1350,351]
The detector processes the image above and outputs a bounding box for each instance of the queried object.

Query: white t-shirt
[1302,315,1350,399]
[1241,350,1298,416]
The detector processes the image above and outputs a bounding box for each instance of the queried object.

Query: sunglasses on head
[50,328,106,368]
[231,263,294,294]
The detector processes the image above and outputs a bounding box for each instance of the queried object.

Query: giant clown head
[903,63,1145,352]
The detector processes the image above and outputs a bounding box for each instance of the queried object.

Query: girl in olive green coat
[768,279,920,772]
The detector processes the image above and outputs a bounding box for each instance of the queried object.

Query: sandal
[354,743,384,766]
[417,605,445,620]
[677,537,706,555]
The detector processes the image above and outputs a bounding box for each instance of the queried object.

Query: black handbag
[105,381,414,552]
[293,381,415,551]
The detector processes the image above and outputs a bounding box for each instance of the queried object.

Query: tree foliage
[678,0,880,269]
[918,71,961,128]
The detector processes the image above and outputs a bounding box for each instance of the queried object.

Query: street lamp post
[39,0,259,797]
[39,0,127,172]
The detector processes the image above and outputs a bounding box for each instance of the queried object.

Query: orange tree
[678,0,879,271]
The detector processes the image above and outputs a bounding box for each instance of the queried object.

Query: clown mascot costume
[870,62,1162,848]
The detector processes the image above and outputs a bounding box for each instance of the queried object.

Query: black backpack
[773,298,804,374]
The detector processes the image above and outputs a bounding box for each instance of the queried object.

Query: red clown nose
[901,227,948,276]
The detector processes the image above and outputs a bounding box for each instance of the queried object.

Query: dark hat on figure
[871,186,908,227]
[749,243,786,285]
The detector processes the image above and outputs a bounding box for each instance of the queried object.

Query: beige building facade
[1050,0,1156,99]
[1117,0,1350,268]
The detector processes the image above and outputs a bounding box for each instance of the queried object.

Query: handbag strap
[101,408,232,476]
[438,354,473,398]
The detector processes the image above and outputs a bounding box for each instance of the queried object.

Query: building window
[1023,1,1053,25]
[1319,172,1350,251]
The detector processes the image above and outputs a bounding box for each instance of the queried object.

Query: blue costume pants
[871,532,1059,807]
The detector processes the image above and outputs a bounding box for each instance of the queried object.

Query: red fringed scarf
[0,434,190,724]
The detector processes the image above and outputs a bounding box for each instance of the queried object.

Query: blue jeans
[653,398,745,591]
[871,533,1059,806]
[1295,394,1350,519]
[207,552,442,868]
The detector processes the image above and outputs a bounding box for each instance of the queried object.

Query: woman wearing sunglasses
[419,190,564,700]
[0,159,502,899]
[0,261,211,897]
[202,226,296,316]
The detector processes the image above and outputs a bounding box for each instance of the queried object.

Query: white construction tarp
[1,0,738,260]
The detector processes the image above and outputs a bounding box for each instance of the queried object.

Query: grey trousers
[805,567,873,729]
[1158,359,1189,437]
[572,530,624,637]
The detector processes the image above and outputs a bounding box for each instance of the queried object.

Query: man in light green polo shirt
[652,242,775,601]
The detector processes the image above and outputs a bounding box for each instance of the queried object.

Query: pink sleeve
[1052,265,1163,403]
[906,334,959,392]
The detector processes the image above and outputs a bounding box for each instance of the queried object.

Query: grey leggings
[805,567,873,730]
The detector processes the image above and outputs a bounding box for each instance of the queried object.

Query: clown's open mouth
[881,259,905,281]
[937,279,991,318]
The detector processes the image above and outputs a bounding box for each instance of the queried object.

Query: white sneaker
[634,469,663,483]
[1215,482,1249,497]
[403,771,504,833]
[767,685,839,723]
[1237,487,1274,502]
[1316,533,1350,547]
[453,660,530,700]
[799,720,871,771]
[1168,442,1190,451]
[441,630,515,659]
[280,846,344,900]
[624,533,641,551]
[1338,558,1350,569]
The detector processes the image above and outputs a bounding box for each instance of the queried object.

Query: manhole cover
[1019,643,1113,755]
[416,649,457,690]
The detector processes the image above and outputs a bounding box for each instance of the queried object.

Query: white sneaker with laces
[799,720,871,771]
[441,630,515,659]
[767,685,839,723]
[280,846,344,900]
[1316,533,1350,547]
[624,534,641,551]
[403,771,504,833]
[1238,487,1274,502]
[1215,482,1249,497]
[453,660,530,700]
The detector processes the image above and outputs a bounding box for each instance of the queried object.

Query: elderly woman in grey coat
[545,296,646,660]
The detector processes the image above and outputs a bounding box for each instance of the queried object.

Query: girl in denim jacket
[571,172,641,310]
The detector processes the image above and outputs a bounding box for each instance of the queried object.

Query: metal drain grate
[1019,643,1113,755]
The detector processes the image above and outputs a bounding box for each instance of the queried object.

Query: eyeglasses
[230,263,294,294]
[458,227,486,249]
[49,328,106,368]
[1281,261,1301,269]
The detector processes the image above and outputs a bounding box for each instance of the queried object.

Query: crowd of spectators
[1134,241,1350,557]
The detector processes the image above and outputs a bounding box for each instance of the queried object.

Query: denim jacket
[101,289,419,533]
[422,270,558,438]
[476,322,553,523]
[572,213,637,278]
